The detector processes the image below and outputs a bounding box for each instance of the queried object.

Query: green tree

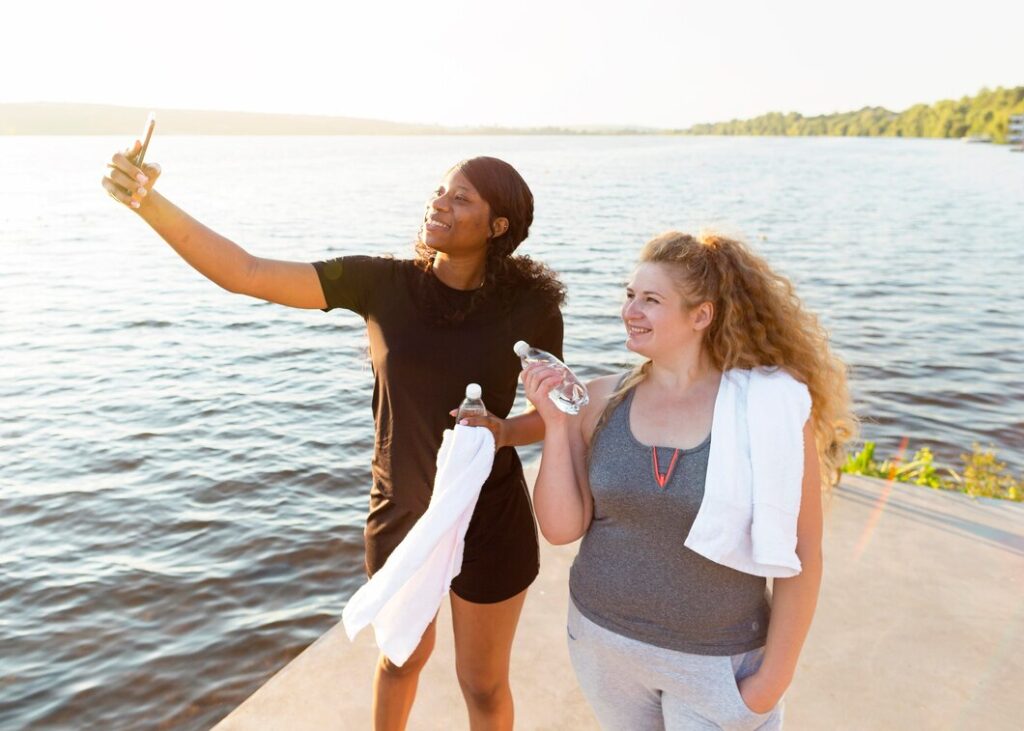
[680,86,1024,143]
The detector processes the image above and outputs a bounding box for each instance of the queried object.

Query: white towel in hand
[341,424,495,666]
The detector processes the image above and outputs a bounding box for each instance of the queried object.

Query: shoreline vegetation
[3,86,1022,140]
[841,441,1022,502]
[678,86,1024,144]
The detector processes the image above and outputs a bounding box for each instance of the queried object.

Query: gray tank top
[569,383,769,655]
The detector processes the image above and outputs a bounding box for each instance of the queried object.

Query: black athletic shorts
[363,470,540,604]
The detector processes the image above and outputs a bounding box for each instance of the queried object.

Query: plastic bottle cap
[465,383,482,399]
[513,341,530,357]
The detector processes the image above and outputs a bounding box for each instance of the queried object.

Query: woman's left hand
[737,671,787,714]
[448,408,508,449]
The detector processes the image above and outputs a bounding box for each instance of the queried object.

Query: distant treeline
[0,103,649,136]
[681,86,1024,143]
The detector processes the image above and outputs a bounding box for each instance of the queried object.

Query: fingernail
[136,173,148,184]
[459,419,468,426]
[130,200,140,209]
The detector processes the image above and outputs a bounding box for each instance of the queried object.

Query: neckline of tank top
[622,385,713,455]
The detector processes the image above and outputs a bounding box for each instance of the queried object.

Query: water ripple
[2,135,1022,730]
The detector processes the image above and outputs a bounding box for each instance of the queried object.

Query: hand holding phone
[132,112,156,167]
[102,112,161,210]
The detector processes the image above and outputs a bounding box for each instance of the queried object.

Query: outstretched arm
[102,141,326,309]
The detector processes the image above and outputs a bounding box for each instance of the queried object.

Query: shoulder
[362,254,407,273]
[313,255,411,314]
[725,366,805,390]
[355,255,420,288]
[749,366,808,392]
[503,256,566,310]
[509,287,564,354]
[585,373,624,401]
[315,254,404,279]
[745,367,812,415]
[509,281,563,317]
[579,372,629,439]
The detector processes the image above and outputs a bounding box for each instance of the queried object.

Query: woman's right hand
[101,139,161,211]
[521,363,571,426]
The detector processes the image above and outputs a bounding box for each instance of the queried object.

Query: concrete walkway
[214,473,1024,730]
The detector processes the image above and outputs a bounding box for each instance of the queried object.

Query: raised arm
[102,141,326,309]
[532,406,591,545]
[524,370,617,545]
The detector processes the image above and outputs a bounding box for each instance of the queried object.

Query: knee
[455,670,509,711]
[378,625,436,679]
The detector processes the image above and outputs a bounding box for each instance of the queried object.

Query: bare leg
[372,618,437,731]
[451,588,528,731]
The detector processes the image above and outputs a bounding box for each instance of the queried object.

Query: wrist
[494,417,509,449]
[752,664,793,695]
[542,419,572,443]
[536,403,570,427]
[134,190,162,220]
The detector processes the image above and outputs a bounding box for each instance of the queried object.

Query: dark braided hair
[413,156,565,325]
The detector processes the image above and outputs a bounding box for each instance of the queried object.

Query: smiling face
[420,169,506,258]
[621,262,713,359]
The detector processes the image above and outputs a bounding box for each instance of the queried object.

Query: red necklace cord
[651,447,681,489]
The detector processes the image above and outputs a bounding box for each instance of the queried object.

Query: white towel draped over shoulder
[684,368,812,578]
[342,424,495,666]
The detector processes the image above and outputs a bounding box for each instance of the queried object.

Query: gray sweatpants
[567,600,784,730]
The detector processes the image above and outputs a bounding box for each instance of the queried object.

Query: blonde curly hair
[596,231,857,486]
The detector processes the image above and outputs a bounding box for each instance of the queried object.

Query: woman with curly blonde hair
[524,231,855,730]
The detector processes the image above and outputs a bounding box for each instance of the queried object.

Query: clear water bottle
[456,383,488,421]
[513,341,589,415]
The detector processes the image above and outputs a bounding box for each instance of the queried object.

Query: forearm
[136,190,256,294]
[502,409,545,447]
[761,552,823,689]
[533,422,588,544]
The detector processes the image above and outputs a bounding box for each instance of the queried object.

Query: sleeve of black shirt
[532,300,565,363]
[311,255,391,317]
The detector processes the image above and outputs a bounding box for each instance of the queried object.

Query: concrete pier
[214,473,1024,730]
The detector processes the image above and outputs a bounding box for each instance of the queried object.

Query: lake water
[2,135,1022,729]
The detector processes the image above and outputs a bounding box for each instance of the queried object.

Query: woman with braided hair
[102,146,564,731]
[524,231,855,730]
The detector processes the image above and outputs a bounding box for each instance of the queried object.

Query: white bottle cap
[513,341,530,357]
[466,383,482,399]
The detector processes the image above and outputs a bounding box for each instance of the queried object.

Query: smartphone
[133,112,156,167]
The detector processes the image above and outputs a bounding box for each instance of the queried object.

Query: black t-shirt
[313,256,564,511]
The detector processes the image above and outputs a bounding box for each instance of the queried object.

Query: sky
[2,0,1021,129]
